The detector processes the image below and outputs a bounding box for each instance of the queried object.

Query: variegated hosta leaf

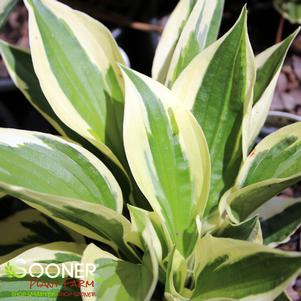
[245,30,299,151]
[165,249,191,301]
[0,0,18,29]
[128,205,171,264]
[165,0,225,87]
[214,216,263,244]
[226,123,301,223]
[0,129,122,211]
[253,31,298,106]
[0,129,138,258]
[122,66,210,257]
[24,0,126,167]
[0,40,90,146]
[152,0,196,83]
[191,235,301,301]
[129,205,182,294]
[0,242,84,299]
[0,208,85,262]
[0,40,131,201]
[81,234,158,301]
[173,8,255,216]
[256,197,301,247]
[22,195,138,262]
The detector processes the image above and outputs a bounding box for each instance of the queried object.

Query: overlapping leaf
[0,209,85,262]
[0,129,138,258]
[226,123,301,223]
[173,8,255,215]
[164,249,190,301]
[164,0,225,87]
[152,0,196,83]
[0,40,132,203]
[81,228,158,301]
[192,236,301,301]
[214,216,263,244]
[256,197,301,247]
[122,66,210,256]
[245,30,299,151]
[0,40,90,145]
[24,0,126,167]
[129,206,169,263]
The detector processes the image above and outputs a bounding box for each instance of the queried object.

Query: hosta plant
[1,0,301,300]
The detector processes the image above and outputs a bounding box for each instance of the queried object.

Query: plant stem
[276,15,285,43]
